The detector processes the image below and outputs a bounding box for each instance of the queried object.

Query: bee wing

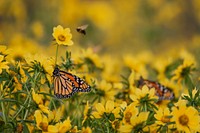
[78,24,89,30]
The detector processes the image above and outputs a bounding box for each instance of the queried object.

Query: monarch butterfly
[76,24,89,35]
[138,77,174,101]
[53,67,91,98]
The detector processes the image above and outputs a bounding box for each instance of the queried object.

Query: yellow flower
[81,127,92,133]
[25,54,54,84]
[154,107,171,126]
[27,124,34,133]
[96,80,116,103]
[123,54,148,79]
[53,106,64,122]
[38,104,50,114]
[34,110,72,132]
[8,34,43,62]
[82,48,103,68]
[92,100,119,119]
[122,103,138,124]
[12,76,22,92]
[0,45,10,56]
[174,98,187,108]
[0,55,9,73]
[17,62,27,83]
[172,59,195,83]
[47,125,59,132]
[171,103,200,132]
[52,25,73,46]
[32,88,51,114]
[151,57,173,80]
[128,70,137,95]
[119,112,149,133]
[55,117,72,132]
[130,85,158,106]
[70,126,79,133]
[34,110,49,131]
[82,101,90,124]
[32,88,43,105]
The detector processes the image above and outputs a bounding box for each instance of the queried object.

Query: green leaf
[22,123,29,133]
[184,75,194,94]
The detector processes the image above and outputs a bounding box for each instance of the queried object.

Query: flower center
[39,122,48,131]
[58,34,66,41]
[179,114,189,126]
[125,112,132,123]
[161,115,170,123]
[112,120,120,129]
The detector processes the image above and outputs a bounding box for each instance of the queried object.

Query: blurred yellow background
[1,1,200,132]
[0,0,200,59]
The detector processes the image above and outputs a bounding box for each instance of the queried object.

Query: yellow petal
[95,103,105,115]
[118,124,132,133]
[48,125,58,133]
[39,104,49,114]
[0,55,4,61]
[105,100,114,113]
[64,28,70,33]
[58,117,72,132]
[92,112,101,118]
[34,110,42,129]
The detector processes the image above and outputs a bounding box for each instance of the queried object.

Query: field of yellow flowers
[1,0,200,133]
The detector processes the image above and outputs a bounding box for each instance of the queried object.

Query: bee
[76,24,89,35]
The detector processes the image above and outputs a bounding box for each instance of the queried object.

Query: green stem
[55,44,59,66]
[0,77,14,98]
[12,84,31,120]
[107,126,110,133]
[144,102,147,112]
[49,98,57,110]
[23,97,31,120]
[23,84,32,120]
[1,101,7,124]
[0,78,14,124]
[180,80,185,97]
[12,96,29,120]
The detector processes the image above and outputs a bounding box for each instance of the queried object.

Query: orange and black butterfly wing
[59,70,91,92]
[53,68,78,99]
[53,76,78,99]
[138,76,174,100]
[72,76,91,92]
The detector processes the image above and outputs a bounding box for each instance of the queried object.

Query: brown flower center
[39,122,48,131]
[179,114,189,126]
[125,112,132,123]
[58,34,66,41]
[161,115,170,123]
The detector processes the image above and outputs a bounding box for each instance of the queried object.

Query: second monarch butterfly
[138,77,174,101]
[53,67,91,99]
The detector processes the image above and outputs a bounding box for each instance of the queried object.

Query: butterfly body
[53,67,91,99]
[76,24,88,35]
[138,77,174,100]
